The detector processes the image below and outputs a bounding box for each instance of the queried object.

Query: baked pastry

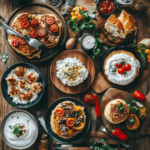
[105,14,126,39]
[103,50,140,85]
[104,99,129,124]
[104,10,136,39]
[118,10,137,37]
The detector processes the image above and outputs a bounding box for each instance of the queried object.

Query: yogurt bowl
[1,110,38,149]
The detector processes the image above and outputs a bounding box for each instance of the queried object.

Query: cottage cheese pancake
[56,57,88,86]
[103,50,140,85]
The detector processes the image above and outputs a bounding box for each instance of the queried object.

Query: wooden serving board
[100,88,150,138]
[5,2,67,62]
[96,8,137,44]
[50,49,95,94]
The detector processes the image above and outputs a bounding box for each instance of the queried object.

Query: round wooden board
[5,2,67,63]
[100,88,150,138]
[50,50,95,94]
[96,8,137,44]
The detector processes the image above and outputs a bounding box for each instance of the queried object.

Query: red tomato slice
[46,18,54,25]
[66,118,75,127]
[20,19,29,28]
[55,108,65,116]
[31,19,39,27]
[19,38,27,45]
[118,68,125,74]
[11,39,19,47]
[124,63,131,71]
[38,29,46,37]
[30,30,38,38]
[116,62,122,68]
[50,24,59,33]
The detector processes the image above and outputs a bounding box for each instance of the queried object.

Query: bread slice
[105,14,126,39]
[118,10,137,36]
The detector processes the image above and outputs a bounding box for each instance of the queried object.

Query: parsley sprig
[110,66,116,72]
[118,103,123,111]
[11,125,22,137]
[128,116,135,125]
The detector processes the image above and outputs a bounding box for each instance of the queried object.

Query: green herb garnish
[17,117,19,119]
[114,113,118,115]
[11,125,22,137]
[118,103,123,111]
[127,130,133,136]
[110,66,116,72]
[27,120,29,123]
[123,71,127,75]
[1,52,8,63]
[25,88,30,91]
[121,61,125,65]
[9,125,12,129]
[128,116,135,125]
[64,72,70,76]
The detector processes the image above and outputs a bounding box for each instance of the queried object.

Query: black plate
[1,62,45,108]
[99,46,144,89]
[45,97,90,144]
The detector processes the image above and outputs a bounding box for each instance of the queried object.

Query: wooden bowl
[50,50,95,94]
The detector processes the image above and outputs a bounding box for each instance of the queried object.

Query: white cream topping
[56,57,88,86]
[104,52,140,85]
[4,112,37,147]
[82,35,96,49]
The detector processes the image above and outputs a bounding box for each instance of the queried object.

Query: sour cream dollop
[104,52,140,85]
[4,112,38,147]
[82,35,96,49]
[56,57,88,86]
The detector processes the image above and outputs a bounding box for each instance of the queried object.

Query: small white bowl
[116,0,132,4]
[1,110,39,149]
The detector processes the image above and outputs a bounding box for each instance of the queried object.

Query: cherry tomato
[116,62,122,68]
[66,118,75,127]
[50,24,59,33]
[106,0,110,5]
[133,90,146,101]
[118,68,125,74]
[80,6,86,12]
[124,63,131,71]
[55,108,65,116]
[19,38,27,45]
[38,29,46,37]
[83,94,95,104]
[46,18,54,25]
[30,30,38,38]
[20,19,29,28]
[31,19,39,27]
[11,39,19,47]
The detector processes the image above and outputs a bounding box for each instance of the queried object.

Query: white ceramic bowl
[116,0,132,4]
[1,110,39,149]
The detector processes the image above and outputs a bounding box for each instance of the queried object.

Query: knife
[35,107,53,142]
[61,0,76,16]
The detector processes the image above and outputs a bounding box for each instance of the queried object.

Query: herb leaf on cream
[12,125,22,137]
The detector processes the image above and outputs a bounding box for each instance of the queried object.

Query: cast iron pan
[1,62,45,108]
[99,46,144,89]
[45,97,90,144]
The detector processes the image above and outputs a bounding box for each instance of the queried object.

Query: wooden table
[0,0,150,150]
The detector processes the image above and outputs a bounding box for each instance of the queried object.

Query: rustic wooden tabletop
[0,0,150,150]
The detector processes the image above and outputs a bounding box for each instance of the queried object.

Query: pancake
[104,99,129,124]
[8,13,62,59]
[50,101,86,139]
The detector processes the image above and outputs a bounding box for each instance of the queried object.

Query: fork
[0,17,43,49]
[94,118,130,148]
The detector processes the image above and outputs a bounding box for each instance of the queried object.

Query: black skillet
[99,46,145,90]
[43,97,91,144]
[1,62,45,108]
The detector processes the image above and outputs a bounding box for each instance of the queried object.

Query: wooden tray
[50,50,95,94]
[96,8,137,44]
[5,2,67,62]
[100,88,150,138]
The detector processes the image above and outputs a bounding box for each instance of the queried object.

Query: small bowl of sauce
[96,0,117,16]
[78,33,96,51]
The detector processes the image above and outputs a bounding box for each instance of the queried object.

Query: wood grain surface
[50,50,95,94]
[0,0,150,150]
[100,88,150,138]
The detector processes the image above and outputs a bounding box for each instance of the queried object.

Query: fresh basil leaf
[140,51,147,60]
[110,66,116,72]
[109,147,115,150]
[92,11,96,14]
[94,146,100,150]
[101,144,108,149]
[110,34,113,37]
[135,109,139,117]
[79,24,85,31]
[127,130,133,136]
[121,61,125,65]
[92,55,95,59]
[93,142,97,146]
[79,8,83,14]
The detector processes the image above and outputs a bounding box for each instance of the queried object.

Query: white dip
[82,35,96,49]
[104,52,140,85]
[4,112,37,147]
[56,57,88,86]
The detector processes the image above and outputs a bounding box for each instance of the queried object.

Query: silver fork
[94,118,130,148]
[0,18,43,49]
